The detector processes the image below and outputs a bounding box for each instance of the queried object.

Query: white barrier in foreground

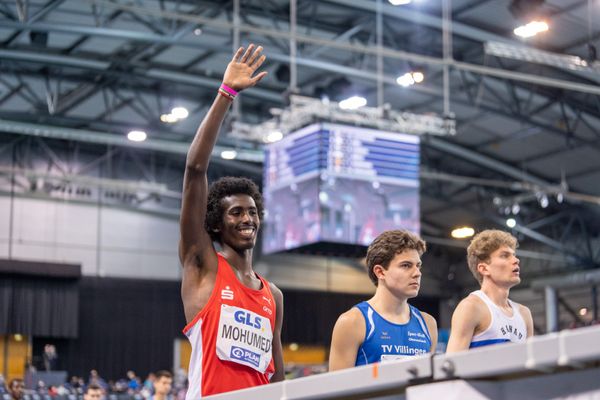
[206,325,600,400]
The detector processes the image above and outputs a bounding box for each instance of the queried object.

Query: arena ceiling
[1,0,599,328]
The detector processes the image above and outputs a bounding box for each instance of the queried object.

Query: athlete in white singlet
[447,229,534,352]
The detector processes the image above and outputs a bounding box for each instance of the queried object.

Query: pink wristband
[220,84,238,97]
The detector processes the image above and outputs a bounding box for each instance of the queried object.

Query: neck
[154,394,167,400]
[221,246,254,273]
[480,281,511,307]
[370,285,410,315]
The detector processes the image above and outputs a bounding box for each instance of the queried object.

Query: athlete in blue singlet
[354,301,431,365]
[328,230,438,370]
[446,230,534,353]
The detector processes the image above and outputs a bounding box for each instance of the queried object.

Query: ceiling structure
[1,0,599,330]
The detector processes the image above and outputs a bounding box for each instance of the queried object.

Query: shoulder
[451,295,487,326]
[516,302,533,319]
[458,293,487,314]
[420,311,438,329]
[269,281,283,303]
[336,307,365,328]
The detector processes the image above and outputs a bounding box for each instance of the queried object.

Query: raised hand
[222,44,267,92]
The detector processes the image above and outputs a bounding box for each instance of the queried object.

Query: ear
[477,262,489,278]
[373,264,386,281]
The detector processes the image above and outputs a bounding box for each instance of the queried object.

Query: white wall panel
[2,195,180,280]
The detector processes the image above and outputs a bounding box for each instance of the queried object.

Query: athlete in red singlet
[179,44,284,398]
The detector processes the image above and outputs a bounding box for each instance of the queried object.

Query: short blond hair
[467,229,518,284]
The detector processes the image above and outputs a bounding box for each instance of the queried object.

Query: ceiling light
[511,203,520,215]
[160,113,178,123]
[289,343,299,351]
[127,130,147,142]
[514,21,549,38]
[506,218,517,228]
[451,226,475,239]
[193,28,202,36]
[397,72,424,87]
[220,150,237,160]
[397,72,415,87]
[539,194,549,208]
[388,0,412,4]
[412,72,424,83]
[339,96,367,110]
[171,107,189,119]
[485,41,594,72]
[265,130,283,143]
[579,307,588,316]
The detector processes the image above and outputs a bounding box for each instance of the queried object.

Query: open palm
[222,44,267,92]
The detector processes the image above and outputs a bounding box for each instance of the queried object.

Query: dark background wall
[12,277,439,381]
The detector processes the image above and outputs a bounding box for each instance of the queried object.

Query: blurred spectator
[42,345,58,371]
[126,371,140,393]
[88,370,108,391]
[8,379,25,400]
[142,373,155,392]
[151,371,172,400]
[84,384,103,400]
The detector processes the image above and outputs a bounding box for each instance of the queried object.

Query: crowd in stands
[0,369,187,400]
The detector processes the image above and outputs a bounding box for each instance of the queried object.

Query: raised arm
[328,308,365,371]
[178,44,267,270]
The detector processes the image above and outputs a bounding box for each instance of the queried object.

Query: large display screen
[262,123,420,254]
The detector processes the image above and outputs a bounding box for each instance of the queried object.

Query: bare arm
[520,304,534,338]
[270,283,285,382]
[328,308,365,371]
[446,297,483,353]
[178,45,267,274]
[422,312,438,353]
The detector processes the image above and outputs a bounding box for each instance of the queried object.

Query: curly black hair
[205,176,264,243]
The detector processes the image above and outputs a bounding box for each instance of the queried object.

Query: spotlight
[160,113,178,123]
[171,107,189,119]
[339,96,367,110]
[506,218,517,228]
[220,150,237,160]
[265,131,283,143]
[511,204,520,215]
[514,21,549,38]
[127,130,147,142]
[389,0,412,4]
[451,226,475,239]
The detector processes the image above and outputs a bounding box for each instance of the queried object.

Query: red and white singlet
[183,253,276,398]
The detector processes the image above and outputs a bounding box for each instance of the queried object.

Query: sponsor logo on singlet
[407,331,428,344]
[230,346,261,368]
[216,304,273,373]
[380,344,428,357]
[500,324,524,340]
[221,286,234,300]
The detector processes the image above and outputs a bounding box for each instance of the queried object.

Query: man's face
[375,249,423,298]
[153,377,172,396]
[218,194,260,251]
[10,381,25,400]
[84,389,103,400]
[480,245,520,288]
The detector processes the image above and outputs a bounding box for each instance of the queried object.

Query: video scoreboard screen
[262,123,420,254]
